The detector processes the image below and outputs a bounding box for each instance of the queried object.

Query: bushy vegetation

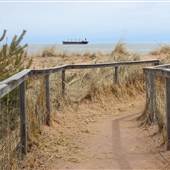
[0,30,32,169]
[110,42,141,62]
[0,30,32,137]
[150,45,170,56]
[0,29,32,81]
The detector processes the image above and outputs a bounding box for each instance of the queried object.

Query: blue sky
[1,1,170,44]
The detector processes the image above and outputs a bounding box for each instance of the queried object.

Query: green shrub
[0,29,32,81]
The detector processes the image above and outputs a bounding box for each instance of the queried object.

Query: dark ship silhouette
[62,38,88,45]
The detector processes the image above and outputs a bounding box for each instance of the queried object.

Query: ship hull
[62,41,88,45]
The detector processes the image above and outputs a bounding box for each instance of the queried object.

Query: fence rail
[0,59,160,167]
[31,59,160,75]
[0,59,159,98]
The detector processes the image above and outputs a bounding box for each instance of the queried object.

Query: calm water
[27,43,164,55]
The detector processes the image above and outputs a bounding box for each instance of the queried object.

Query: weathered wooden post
[149,61,160,122]
[154,61,160,66]
[61,68,65,96]
[19,81,27,157]
[114,66,119,84]
[166,78,170,150]
[144,69,156,123]
[45,74,51,126]
[144,69,149,105]
[149,71,156,122]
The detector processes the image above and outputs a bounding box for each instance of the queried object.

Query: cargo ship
[62,38,88,45]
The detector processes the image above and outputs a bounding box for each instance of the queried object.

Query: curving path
[22,96,170,170]
[50,97,168,170]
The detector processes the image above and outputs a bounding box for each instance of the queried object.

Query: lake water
[27,43,165,55]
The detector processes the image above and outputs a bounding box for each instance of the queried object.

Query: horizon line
[27,41,170,44]
[1,0,170,3]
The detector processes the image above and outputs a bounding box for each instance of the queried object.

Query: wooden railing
[0,59,160,161]
[143,63,170,150]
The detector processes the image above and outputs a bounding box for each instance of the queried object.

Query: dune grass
[1,41,167,169]
[24,43,146,147]
[150,45,170,56]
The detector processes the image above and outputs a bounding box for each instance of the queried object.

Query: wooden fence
[0,59,159,166]
[143,63,170,150]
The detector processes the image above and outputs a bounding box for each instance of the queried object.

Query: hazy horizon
[1,1,170,44]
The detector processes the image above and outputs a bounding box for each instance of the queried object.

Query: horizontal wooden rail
[152,63,170,69]
[144,67,170,79]
[0,69,31,85]
[31,65,67,75]
[0,69,31,98]
[0,59,159,98]
[65,59,160,69]
[32,59,160,75]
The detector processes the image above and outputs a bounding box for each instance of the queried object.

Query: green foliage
[0,30,32,140]
[0,29,32,81]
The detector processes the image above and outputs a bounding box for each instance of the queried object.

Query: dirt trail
[49,98,167,169]
[23,96,169,170]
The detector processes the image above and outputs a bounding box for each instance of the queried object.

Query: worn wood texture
[166,78,170,150]
[32,60,160,76]
[19,81,27,156]
[149,71,156,122]
[45,74,51,126]
[114,66,119,84]
[145,70,150,114]
[152,64,170,69]
[143,70,156,124]
[0,69,31,98]
[154,60,160,66]
[144,67,170,79]
[31,65,65,75]
[144,67,170,150]
[61,69,65,96]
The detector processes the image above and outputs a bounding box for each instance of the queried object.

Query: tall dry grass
[24,42,146,146]
[17,42,170,169]
[150,45,170,56]
[20,45,146,169]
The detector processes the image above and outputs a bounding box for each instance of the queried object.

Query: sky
[1,1,170,44]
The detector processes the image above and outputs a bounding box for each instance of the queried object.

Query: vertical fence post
[144,69,149,108]
[149,71,156,122]
[19,80,27,157]
[166,78,170,150]
[154,61,160,66]
[45,74,51,126]
[144,70,156,123]
[61,68,65,96]
[114,66,119,84]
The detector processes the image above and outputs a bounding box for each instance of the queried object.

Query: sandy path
[46,99,167,170]
[22,96,169,170]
